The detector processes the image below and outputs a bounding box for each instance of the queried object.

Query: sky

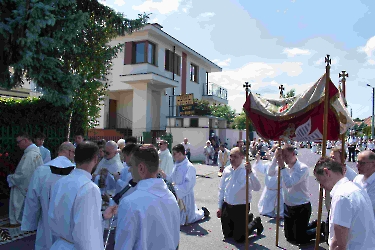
[100,0,375,119]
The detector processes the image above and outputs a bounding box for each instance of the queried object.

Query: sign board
[176,94,194,106]
[179,104,195,116]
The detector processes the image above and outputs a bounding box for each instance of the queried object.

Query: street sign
[176,94,194,106]
[179,104,195,116]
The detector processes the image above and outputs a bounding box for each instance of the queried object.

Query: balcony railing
[203,82,228,100]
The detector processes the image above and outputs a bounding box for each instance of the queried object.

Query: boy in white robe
[160,144,210,226]
[34,132,51,164]
[158,140,174,176]
[48,141,117,250]
[92,141,123,179]
[21,142,75,250]
[115,144,180,250]
[7,132,44,227]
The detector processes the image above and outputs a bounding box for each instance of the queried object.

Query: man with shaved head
[21,142,76,250]
[353,150,375,216]
[92,140,124,178]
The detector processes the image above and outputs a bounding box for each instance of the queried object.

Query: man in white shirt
[34,132,51,164]
[348,136,357,162]
[314,157,375,249]
[182,138,191,161]
[160,144,210,226]
[218,144,231,177]
[217,147,262,242]
[367,139,375,152]
[48,141,117,249]
[115,144,180,250]
[353,150,375,217]
[21,142,75,250]
[268,145,324,244]
[7,132,44,227]
[92,140,123,179]
[158,140,174,176]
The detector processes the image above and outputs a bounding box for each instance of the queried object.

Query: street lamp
[367,84,375,139]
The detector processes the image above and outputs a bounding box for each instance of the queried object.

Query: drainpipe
[206,72,209,95]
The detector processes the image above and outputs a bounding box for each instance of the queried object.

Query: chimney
[151,23,163,30]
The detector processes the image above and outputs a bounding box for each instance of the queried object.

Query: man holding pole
[268,145,326,245]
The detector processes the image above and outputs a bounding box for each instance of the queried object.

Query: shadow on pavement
[180,220,210,236]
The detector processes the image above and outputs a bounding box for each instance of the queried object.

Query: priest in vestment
[158,140,174,176]
[92,140,123,179]
[48,141,117,249]
[161,144,210,226]
[21,142,76,250]
[115,144,180,250]
[7,132,43,227]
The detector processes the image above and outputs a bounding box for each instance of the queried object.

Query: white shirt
[367,142,375,150]
[268,159,310,206]
[344,165,357,181]
[218,163,261,209]
[158,149,174,176]
[115,178,180,250]
[182,142,191,151]
[116,162,132,193]
[39,146,51,164]
[353,172,375,217]
[329,177,375,249]
[48,168,104,250]
[93,153,123,175]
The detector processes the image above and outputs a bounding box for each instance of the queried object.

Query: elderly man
[314,157,375,249]
[160,144,209,226]
[117,139,126,162]
[6,132,44,227]
[115,144,180,250]
[268,145,324,244]
[353,150,375,216]
[34,132,51,164]
[92,140,123,179]
[217,147,262,242]
[48,141,117,249]
[158,140,174,176]
[182,138,191,161]
[21,142,76,250]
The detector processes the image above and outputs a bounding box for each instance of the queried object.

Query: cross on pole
[279,84,285,98]
[243,82,251,96]
[325,54,331,67]
[339,70,349,100]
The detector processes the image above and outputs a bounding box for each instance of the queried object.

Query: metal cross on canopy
[339,70,349,104]
[279,84,285,98]
[325,54,331,66]
[243,82,251,92]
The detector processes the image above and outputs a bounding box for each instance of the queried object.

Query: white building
[95,23,228,137]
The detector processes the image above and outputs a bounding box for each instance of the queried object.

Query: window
[131,41,157,65]
[190,64,199,82]
[165,50,181,76]
[190,118,199,128]
[148,43,155,65]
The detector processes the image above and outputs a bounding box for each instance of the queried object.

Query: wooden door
[109,99,117,129]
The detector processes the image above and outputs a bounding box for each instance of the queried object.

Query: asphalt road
[0,148,359,250]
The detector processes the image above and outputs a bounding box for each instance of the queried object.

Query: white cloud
[114,0,126,6]
[98,0,113,8]
[151,17,158,23]
[199,12,215,18]
[358,36,375,65]
[133,0,180,15]
[213,58,231,67]
[283,48,311,57]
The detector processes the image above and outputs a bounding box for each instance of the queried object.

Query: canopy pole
[275,139,282,246]
[339,71,349,164]
[315,54,331,249]
[243,82,251,250]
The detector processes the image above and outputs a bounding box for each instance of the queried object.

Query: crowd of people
[4,131,375,249]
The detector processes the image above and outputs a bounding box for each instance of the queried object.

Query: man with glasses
[6,132,44,228]
[314,157,375,249]
[158,140,174,176]
[92,141,123,180]
[354,150,375,216]
[21,142,76,250]
[115,144,180,250]
[34,132,51,164]
[48,141,117,249]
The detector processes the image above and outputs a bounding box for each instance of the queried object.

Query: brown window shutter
[124,42,133,65]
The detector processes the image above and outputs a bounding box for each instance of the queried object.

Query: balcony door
[109,99,117,129]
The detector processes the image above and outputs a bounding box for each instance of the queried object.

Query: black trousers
[284,202,316,244]
[221,202,250,242]
[348,146,356,162]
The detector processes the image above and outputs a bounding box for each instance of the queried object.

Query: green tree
[210,104,236,127]
[363,126,372,137]
[1,0,148,132]
[284,88,296,98]
[232,110,254,131]
[194,99,211,116]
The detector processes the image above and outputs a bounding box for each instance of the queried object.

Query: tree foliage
[232,110,254,131]
[210,104,236,127]
[283,88,296,98]
[1,0,149,131]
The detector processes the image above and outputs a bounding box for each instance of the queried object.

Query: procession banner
[243,74,354,142]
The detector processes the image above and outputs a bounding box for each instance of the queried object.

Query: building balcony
[202,82,228,105]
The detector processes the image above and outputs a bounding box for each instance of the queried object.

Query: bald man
[354,150,375,216]
[93,140,124,177]
[21,142,76,250]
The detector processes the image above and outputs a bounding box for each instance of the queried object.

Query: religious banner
[243,74,354,141]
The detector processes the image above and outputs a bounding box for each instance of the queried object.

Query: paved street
[0,148,359,250]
